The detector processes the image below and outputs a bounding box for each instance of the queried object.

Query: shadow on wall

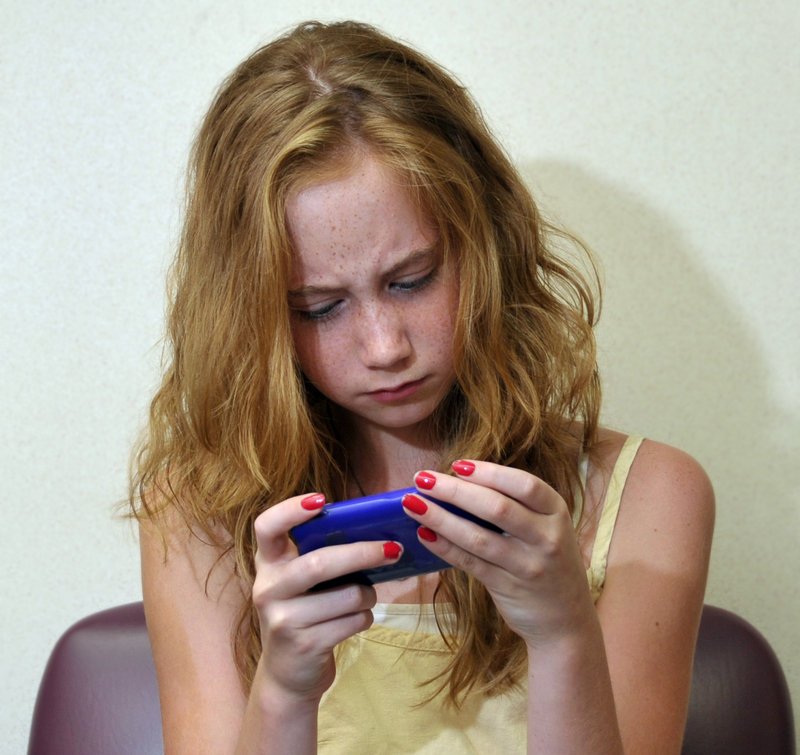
[521,159,800,633]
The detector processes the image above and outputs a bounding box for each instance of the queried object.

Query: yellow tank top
[318,436,645,753]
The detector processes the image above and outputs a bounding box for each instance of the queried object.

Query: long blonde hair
[131,20,601,704]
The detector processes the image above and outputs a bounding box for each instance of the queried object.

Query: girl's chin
[342,404,438,434]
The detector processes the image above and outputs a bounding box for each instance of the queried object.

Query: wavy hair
[131,20,601,705]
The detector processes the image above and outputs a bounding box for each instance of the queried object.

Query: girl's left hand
[404,461,595,648]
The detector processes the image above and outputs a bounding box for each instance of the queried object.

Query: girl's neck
[338,413,443,496]
[334,411,445,605]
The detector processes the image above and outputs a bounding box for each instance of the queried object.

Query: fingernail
[415,471,436,490]
[383,541,402,559]
[402,493,428,515]
[301,493,326,510]
[418,526,438,542]
[452,460,475,476]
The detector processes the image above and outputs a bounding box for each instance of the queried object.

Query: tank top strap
[588,435,645,583]
[572,449,590,528]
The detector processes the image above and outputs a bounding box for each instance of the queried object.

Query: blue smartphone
[290,487,500,589]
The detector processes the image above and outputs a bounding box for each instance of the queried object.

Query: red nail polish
[415,471,436,490]
[383,541,402,559]
[452,460,475,476]
[301,493,326,510]
[402,494,428,515]
[418,526,438,542]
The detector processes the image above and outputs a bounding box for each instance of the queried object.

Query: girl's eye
[293,301,341,322]
[292,268,437,322]
[392,269,437,293]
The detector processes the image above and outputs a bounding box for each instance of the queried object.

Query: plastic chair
[28,602,795,754]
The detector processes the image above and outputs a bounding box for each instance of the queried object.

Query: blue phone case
[290,487,500,589]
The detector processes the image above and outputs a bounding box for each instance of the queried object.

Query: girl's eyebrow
[383,247,438,279]
[288,247,438,299]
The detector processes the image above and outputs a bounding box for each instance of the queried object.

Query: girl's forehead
[287,156,431,242]
[285,166,438,290]
[285,146,433,220]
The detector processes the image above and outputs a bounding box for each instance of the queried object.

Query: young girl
[132,20,714,754]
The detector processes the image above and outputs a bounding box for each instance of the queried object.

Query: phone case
[290,487,500,589]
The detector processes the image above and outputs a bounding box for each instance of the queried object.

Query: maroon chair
[28,602,795,754]
[28,602,162,754]
[682,605,795,755]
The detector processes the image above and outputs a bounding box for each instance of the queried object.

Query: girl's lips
[367,377,426,403]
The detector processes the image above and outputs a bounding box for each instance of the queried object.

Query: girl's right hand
[251,493,402,704]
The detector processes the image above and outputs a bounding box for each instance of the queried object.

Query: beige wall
[4,1,798,749]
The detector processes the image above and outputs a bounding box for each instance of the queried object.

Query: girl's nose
[357,303,412,368]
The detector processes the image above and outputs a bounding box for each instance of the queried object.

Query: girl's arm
[593,438,715,753]
[141,495,402,754]
[402,434,714,754]
[140,512,250,753]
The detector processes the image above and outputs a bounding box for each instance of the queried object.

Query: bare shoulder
[140,502,249,752]
[591,428,715,535]
[609,431,715,562]
[140,502,244,602]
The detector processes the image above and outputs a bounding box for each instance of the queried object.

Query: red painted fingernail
[383,541,402,559]
[301,493,326,510]
[418,526,438,542]
[415,471,436,490]
[402,493,428,515]
[452,460,475,476]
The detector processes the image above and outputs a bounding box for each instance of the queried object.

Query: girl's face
[286,152,459,441]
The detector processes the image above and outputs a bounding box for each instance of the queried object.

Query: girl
[133,20,714,754]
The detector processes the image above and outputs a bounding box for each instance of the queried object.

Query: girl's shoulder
[579,428,715,570]
[587,427,714,501]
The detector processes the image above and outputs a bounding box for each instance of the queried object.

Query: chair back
[28,602,162,755]
[28,602,795,754]
[682,605,795,754]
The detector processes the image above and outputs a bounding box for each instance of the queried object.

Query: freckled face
[286,153,459,438]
